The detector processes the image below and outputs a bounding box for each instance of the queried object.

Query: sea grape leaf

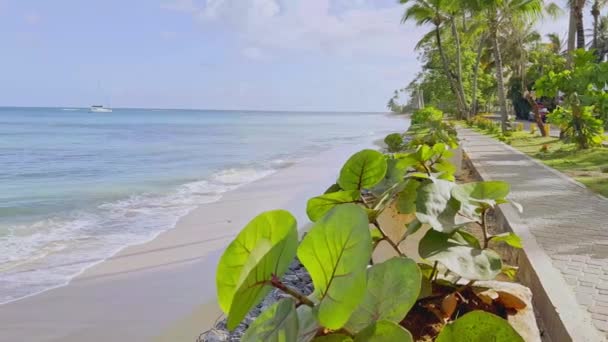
[419,229,502,280]
[415,179,473,233]
[338,149,387,190]
[346,257,421,332]
[297,204,372,329]
[324,183,342,194]
[397,179,420,214]
[371,158,406,196]
[306,190,361,222]
[490,232,523,248]
[451,181,510,207]
[415,145,434,162]
[297,305,320,342]
[312,334,353,342]
[216,210,298,330]
[402,220,422,239]
[433,159,457,174]
[501,264,519,280]
[370,226,384,242]
[242,298,298,342]
[441,293,458,318]
[433,143,447,155]
[495,291,527,310]
[435,310,524,342]
[452,230,481,249]
[353,320,413,342]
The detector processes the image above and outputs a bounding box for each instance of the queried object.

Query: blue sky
[0,0,572,111]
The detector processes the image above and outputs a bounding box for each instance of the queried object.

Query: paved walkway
[458,128,608,337]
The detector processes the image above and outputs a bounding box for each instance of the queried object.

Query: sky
[0,0,578,111]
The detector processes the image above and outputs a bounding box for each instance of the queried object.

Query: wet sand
[0,139,382,342]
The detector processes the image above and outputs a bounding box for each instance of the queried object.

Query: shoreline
[0,135,397,342]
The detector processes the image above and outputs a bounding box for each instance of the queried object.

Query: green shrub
[407,120,458,148]
[215,140,525,341]
[384,133,404,152]
[548,106,604,149]
[411,106,443,125]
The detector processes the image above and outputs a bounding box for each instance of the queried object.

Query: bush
[407,120,458,148]
[214,138,526,341]
[411,106,443,125]
[548,106,604,149]
[384,133,404,152]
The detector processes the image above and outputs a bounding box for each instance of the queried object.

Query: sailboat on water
[90,82,113,112]
[89,105,112,113]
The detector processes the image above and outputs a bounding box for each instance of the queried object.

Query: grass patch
[466,126,608,197]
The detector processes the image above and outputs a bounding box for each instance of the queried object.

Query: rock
[199,329,229,342]
[474,280,541,342]
[204,259,314,339]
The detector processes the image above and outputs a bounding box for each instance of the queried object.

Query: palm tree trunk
[450,19,469,118]
[491,24,509,133]
[568,8,576,64]
[575,1,586,49]
[434,25,466,117]
[470,36,485,118]
[593,1,600,50]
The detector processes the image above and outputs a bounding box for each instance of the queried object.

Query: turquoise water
[0,107,405,303]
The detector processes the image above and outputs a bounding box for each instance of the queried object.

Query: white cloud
[161,0,425,58]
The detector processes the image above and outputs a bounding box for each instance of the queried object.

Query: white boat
[90,105,112,113]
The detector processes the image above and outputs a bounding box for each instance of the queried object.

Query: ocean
[0,107,406,304]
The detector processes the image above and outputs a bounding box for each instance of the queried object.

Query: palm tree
[463,0,544,132]
[592,0,608,50]
[594,15,608,59]
[569,0,587,50]
[546,32,565,53]
[400,0,468,118]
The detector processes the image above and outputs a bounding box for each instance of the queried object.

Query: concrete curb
[459,130,605,342]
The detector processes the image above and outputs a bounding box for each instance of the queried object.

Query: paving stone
[459,128,608,338]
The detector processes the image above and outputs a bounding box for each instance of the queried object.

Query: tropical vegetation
[391,0,608,149]
[215,110,529,341]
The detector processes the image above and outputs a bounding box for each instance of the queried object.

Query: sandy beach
[0,138,388,342]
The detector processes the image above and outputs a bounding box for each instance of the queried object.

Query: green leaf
[452,230,481,249]
[396,179,420,214]
[371,158,407,196]
[324,183,343,194]
[242,298,298,342]
[297,305,320,342]
[370,226,384,242]
[432,143,447,155]
[436,310,524,342]
[312,335,353,342]
[419,229,502,280]
[338,149,387,190]
[346,257,421,332]
[306,191,361,222]
[490,232,523,248]
[405,219,423,236]
[433,159,457,177]
[353,320,413,342]
[415,179,473,233]
[216,210,298,330]
[415,145,434,162]
[452,181,510,207]
[501,264,519,280]
[297,204,372,329]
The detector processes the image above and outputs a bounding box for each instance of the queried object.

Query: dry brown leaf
[496,290,527,310]
[477,293,493,306]
[441,293,458,318]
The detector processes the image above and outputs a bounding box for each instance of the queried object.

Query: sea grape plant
[216,134,525,340]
